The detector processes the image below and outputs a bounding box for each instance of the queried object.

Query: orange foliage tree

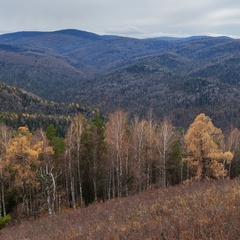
[183,113,233,180]
[4,127,54,217]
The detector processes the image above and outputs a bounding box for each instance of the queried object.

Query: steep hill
[0,43,85,99]
[0,29,105,53]
[1,178,240,239]
[0,82,97,135]
[0,30,240,129]
[68,61,240,129]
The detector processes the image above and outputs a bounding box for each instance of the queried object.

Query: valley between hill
[0,29,240,129]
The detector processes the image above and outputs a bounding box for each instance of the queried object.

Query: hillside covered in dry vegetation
[1,178,240,240]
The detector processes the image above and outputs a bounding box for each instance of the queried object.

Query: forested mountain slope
[0,29,240,129]
[69,67,240,129]
[0,82,96,134]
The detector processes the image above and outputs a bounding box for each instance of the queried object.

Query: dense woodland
[0,110,239,222]
[1,31,240,130]
[0,81,100,136]
[1,30,240,237]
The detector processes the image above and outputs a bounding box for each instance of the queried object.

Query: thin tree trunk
[93,136,98,202]
[68,124,76,209]
[50,172,56,212]
[47,186,52,215]
[125,147,129,197]
[76,126,83,206]
[0,182,4,217]
[107,169,111,200]
[163,154,166,188]
[187,163,190,180]
[93,178,97,202]
[228,162,231,178]
[119,152,122,197]
[58,194,61,213]
[112,160,116,198]
[70,177,76,209]
[180,162,183,184]
[69,149,76,209]
[65,156,70,209]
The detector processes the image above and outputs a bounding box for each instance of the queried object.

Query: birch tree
[155,119,176,187]
[130,117,148,192]
[105,110,128,198]
[71,114,85,206]
[65,121,76,208]
[225,128,240,178]
[34,129,55,215]
[144,112,157,189]
[0,124,12,217]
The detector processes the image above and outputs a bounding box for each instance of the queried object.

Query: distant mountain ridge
[0,29,240,129]
[0,29,113,41]
[153,35,232,41]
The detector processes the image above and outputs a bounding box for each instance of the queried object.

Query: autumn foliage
[0,111,239,237]
[183,113,233,180]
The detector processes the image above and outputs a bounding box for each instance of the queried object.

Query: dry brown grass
[1,178,240,239]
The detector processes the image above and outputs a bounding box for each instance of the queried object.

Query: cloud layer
[1,0,240,38]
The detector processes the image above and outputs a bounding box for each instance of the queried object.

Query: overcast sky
[1,0,240,38]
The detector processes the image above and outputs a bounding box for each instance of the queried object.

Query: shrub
[0,215,11,229]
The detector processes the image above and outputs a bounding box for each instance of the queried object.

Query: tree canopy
[183,113,233,180]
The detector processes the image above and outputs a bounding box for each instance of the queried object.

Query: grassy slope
[1,178,240,240]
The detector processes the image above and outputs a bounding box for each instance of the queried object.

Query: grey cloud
[0,0,240,38]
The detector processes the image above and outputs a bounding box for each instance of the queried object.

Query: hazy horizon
[1,0,240,39]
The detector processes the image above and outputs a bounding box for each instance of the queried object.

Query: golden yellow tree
[5,127,39,187]
[4,127,53,216]
[184,113,233,180]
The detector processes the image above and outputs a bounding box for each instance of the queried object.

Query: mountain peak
[53,29,103,41]
[0,29,105,42]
